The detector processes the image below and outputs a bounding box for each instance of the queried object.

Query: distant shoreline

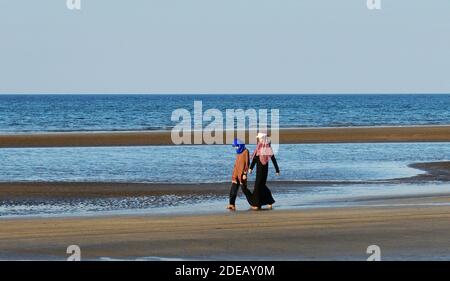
[0,125,450,147]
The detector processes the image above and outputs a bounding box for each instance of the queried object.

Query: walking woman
[227,139,250,211]
[247,133,280,210]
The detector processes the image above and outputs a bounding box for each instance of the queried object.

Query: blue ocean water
[0,94,450,132]
[1,143,449,183]
[1,95,450,218]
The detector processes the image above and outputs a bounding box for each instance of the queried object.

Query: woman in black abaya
[242,133,279,210]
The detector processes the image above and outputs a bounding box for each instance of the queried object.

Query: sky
[0,0,449,94]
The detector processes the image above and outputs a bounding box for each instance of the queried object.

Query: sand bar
[0,125,449,147]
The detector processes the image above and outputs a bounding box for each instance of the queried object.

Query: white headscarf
[252,132,273,165]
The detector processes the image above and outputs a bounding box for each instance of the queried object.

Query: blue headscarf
[232,139,246,154]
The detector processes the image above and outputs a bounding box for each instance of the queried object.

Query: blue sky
[0,0,449,94]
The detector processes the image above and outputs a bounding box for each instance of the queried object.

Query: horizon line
[1,93,450,96]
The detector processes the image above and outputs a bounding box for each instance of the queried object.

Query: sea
[1,94,450,217]
[1,94,450,132]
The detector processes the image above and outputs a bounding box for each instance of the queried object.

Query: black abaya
[243,155,279,208]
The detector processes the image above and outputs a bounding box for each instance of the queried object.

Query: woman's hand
[242,174,247,180]
[248,169,252,174]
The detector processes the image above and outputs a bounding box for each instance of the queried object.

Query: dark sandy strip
[0,125,450,147]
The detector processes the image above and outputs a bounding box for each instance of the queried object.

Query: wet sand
[406,161,450,181]
[0,125,450,147]
[0,182,231,200]
[2,205,450,260]
[0,181,374,200]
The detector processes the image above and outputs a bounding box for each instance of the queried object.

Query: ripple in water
[0,194,221,217]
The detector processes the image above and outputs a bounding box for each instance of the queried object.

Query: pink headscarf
[252,133,274,165]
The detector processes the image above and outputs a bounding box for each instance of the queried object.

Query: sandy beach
[2,204,450,260]
[0,125,449,147]
[1,161,450,260]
